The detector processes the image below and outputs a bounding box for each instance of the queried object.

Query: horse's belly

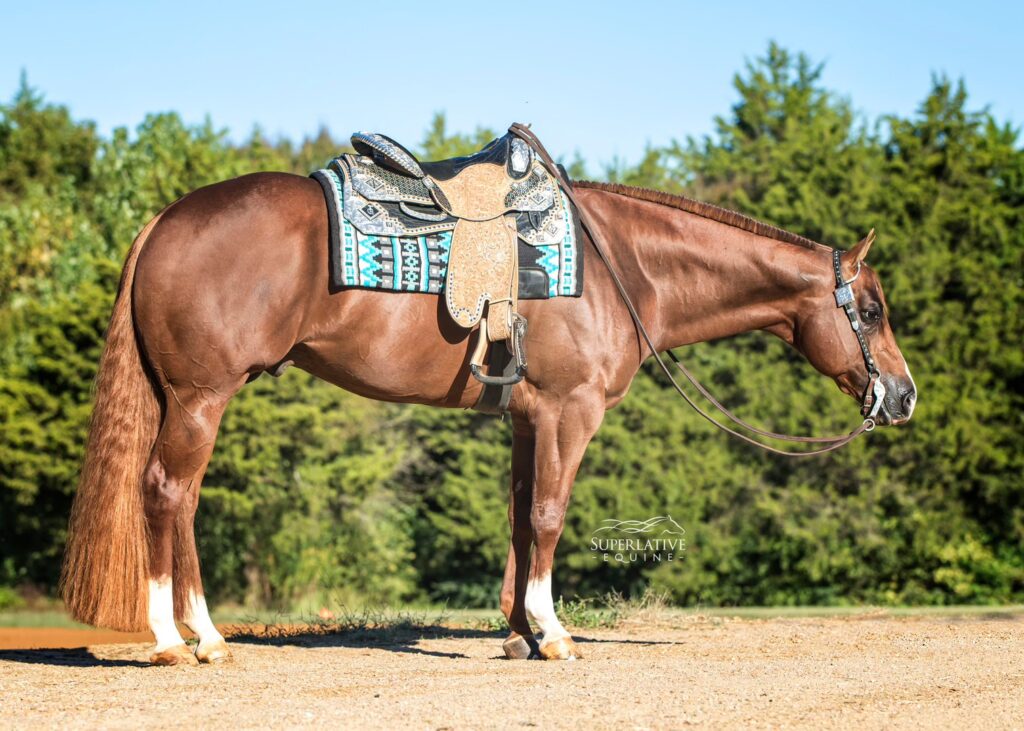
[295,290,481,408]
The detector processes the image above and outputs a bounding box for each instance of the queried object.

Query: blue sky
[4,0,1021,168]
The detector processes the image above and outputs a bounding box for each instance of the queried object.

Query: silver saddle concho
[343,130,571,386]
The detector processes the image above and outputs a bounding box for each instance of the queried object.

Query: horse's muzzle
[879,376,916,426]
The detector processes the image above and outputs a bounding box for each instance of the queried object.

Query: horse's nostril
[901,391,916,414]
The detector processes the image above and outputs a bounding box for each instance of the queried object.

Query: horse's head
[794,231,916,426]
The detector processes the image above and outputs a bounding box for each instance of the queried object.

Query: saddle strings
[509,124,872,457]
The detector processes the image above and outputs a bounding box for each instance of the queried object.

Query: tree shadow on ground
[226,622,684,658]
[225,623,504,659]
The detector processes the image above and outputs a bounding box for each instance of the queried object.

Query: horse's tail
[60,212,166,632]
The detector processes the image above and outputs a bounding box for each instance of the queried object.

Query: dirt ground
[1,615,1022,730]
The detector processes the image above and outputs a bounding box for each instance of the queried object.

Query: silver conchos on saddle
[509,138,532,176]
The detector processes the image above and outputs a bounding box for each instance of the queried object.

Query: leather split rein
[509,123,881,457]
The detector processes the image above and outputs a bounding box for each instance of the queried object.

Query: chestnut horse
[61,173,916,664]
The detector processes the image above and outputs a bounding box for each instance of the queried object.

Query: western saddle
[343,129,571,387]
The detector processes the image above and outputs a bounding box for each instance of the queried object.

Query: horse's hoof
[539,636,582,660]
[149,644,199,666]
[502,632,540,660]
[195,639,232,664]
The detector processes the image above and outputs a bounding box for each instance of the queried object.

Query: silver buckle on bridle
[834,258,860,308]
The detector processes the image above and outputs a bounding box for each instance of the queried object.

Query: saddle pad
[311,167,584,300]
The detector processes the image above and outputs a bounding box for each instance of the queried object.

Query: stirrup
[470,314,527,386]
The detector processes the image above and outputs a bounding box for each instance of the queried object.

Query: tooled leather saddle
[333,129,574,386]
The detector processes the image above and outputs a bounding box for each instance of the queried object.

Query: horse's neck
[613,202,830,351]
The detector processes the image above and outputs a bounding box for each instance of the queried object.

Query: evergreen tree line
[1,45,1021,610]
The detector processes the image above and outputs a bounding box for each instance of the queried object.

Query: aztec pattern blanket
[311,159,584,299]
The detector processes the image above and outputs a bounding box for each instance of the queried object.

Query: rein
[510,123,879,457]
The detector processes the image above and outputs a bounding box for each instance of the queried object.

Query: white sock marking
[525,573,569,642]
[183,590,224,649]
[148,578,186,651]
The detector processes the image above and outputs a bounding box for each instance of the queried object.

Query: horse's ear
[850,228,876,265]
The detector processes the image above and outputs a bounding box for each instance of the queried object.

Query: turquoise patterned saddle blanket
[310,156,584,299]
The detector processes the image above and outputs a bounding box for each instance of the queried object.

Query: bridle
[832,248,886,422]
[510,123,882,457]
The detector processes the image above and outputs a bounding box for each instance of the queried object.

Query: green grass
[2,602,1021,629]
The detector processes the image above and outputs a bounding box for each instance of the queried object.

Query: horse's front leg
[500,428,540,659]
[524,397,604,660]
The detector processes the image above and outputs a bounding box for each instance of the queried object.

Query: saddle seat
[351,132,534,186]
[352,132,531,184]
[337,133,567,246]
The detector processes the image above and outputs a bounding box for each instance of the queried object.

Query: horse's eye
[861,305,882,324]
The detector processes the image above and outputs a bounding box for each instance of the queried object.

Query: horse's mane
[574,181,829,252]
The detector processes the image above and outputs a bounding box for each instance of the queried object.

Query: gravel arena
[1,612,1022,729]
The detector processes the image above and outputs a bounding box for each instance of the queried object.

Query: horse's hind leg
[143,382,239,665]
[177,479,231,663]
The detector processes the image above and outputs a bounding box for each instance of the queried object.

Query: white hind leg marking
[148,577,186,651]
[184,590,231,663]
